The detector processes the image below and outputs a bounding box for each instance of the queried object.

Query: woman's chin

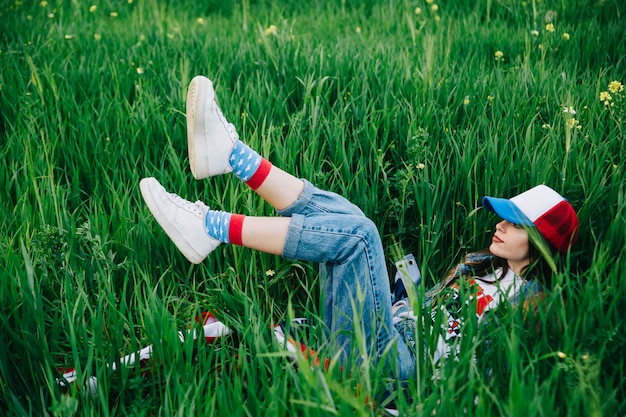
[489,243,502,258]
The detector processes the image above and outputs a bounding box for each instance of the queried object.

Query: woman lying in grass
[140,75,579,380]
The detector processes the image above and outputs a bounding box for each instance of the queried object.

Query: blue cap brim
[482,196,534,226]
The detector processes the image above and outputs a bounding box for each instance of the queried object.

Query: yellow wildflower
[415,7,422,14]
[545,23,555,32]
[417,163,425,170]
[608,80,624,94]
[110,11,118,17]
[562,32,570,40]
[557,351,567,359]
[266,269,276,277]
[531,29,539,37]
[567,118,580,130]
[430,4,439,12]
[94,33,102,41]
[40,1,48,7]
[463,96,470,105]
[264,24,277,36]
[89,5,97,12]
[355,26,361,34]
[197,18,204,25]
[136,67,144,75]
[494,50,504,61]
[599,91,612,106]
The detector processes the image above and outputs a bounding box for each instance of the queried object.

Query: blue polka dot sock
[205,210,232,243]
[229,141,263,182]
[205,210,245,245]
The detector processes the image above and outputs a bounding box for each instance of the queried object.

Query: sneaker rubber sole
[186,76,237,179]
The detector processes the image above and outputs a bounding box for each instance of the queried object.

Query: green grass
[1,0,625,415]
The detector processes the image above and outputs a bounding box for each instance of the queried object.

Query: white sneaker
[186,75,239,179]
[139,177,220,264]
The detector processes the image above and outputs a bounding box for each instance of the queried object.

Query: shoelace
[166,192,208,216]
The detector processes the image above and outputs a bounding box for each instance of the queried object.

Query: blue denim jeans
[277,180,416,380]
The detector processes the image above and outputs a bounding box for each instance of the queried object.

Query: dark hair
[520,241,557,289]
[442,249,507,282]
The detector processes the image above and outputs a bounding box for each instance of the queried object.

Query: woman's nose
[495,220,506,232]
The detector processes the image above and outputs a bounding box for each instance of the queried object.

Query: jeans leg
[281,209,415,379]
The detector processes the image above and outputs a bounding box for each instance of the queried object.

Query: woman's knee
[334,217,382,261]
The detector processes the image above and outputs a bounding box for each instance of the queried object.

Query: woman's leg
[140,75,363,262]
[240,216,290,255]
[254,166,304,211]
[187,75,370,219]
[186,75,305,211]
[278,184,416,379]
[139,177,292,260]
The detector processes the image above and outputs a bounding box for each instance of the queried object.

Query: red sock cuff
[245,159,272,190]
[228,214,245,246]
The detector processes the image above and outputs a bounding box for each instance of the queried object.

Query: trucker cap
[482,185,579,253]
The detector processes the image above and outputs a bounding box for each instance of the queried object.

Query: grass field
[1,0,625,415]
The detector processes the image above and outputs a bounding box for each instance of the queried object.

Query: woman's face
[489,220,531,274]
